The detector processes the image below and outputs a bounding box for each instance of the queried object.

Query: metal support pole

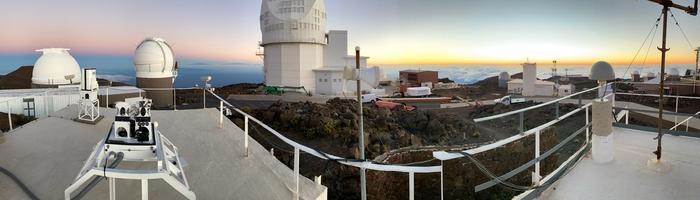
[535,130,540,185]
[44,91,48,117]
[579,94,582,109]
[294,147,300,200]
[409,172,415,200]
[626,108,629,124]
[245,116,249,157]
[203,88,206,108]
[519,112,524,135]
[356,46,367,200]
[586,106,589,144]
[173,89,176,111]
[109,177,116,200]
[220,101,224,129]
[555,101,559,120]
[106,87,109,108]
[7,103,12,130]
[441,161,444,200]
[141,179,148,200]
[675,96,679,125]
[656,6,669,161]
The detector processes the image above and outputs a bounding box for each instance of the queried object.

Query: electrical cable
[669,10,696,52]
[0,166,39,200]
[621,11,663,82]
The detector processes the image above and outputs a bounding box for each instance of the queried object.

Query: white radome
[260,0,327,45]
[133,37,175,78]
[647,72,655,77]
[669,68,679,76]
[632,71,640,75]
[32,48,81,85]
[499,72,510,80]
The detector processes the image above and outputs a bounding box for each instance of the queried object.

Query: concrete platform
[0,105,327,199]
[536,128,700,199]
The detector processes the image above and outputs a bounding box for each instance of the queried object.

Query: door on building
[23,98,35,118]
[536,88,544,96]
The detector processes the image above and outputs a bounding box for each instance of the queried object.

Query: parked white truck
[356,94,378,103]
[494,95,525,105]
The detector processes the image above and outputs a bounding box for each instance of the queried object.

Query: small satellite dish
[200,76,211,82]
[64,74,75,80]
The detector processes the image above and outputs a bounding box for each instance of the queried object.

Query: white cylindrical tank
[260,0,327,45]
[133,37,176,79]
[32,48,81,85]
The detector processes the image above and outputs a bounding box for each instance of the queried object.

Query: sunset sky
[1,0,699,69]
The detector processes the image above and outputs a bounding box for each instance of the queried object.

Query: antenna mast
[552,60,557,77]
[646,0,698,162]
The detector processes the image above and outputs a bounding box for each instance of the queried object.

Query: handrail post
[44,91,48,117]
[245,116,249,157]
[519,112,524,135]
[555,101,559,120]
[534,129,540,186]
[578,94,582,109]
[7,102,12,130]
[219,101,224,129]
[173,88,176,111]
[106,87,109,108]
[586,106,589,144]
[294,147,300,200]
[440,161,444,200]
[409,172,415,200]
[203,88,206,109]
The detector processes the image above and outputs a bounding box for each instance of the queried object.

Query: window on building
[333,79,336,82]
[23,98,35,118]
[319,79,322,82]
[324,79,327,82]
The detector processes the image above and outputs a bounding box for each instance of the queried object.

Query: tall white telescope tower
[133,37,178,108]
[259,0,327,91]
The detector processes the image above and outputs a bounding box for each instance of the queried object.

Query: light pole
[201,76,211,108]
[355,46,367,200]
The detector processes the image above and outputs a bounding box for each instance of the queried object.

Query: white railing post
[440,161,444,200]
[294,147,300,200]
[44,91,48,117]
[534,130,541,186]
[141,179,148,200]
[409,172,415,200]
[675,96,679,126]
[173,89,176,111]
[106,87,109,108]
[109,177,116,200]
[219,101,224,129]
[203,89,206,109]
[7,103,11,130]
[244,116,249,157]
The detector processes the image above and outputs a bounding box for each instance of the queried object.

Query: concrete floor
[0,105,326,200]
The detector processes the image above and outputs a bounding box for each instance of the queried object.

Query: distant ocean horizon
[1,54,697,88]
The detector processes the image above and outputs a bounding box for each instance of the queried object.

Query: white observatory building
[32,48,82,88]
[258,0,374,95]
[507,62,555,96]
[133,37,177,108]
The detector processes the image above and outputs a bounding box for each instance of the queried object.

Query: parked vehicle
[356,94,377,104]
[263,86,283,95]
[494,95,525,105]
[406,87,431,97]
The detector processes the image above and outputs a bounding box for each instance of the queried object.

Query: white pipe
[535,130,540,185]
[409,172,415,200]
[7,103,11,130]
[141,179,148,200]
[294,147,300,200]
[586,106,589,144]
[219,101,223,129]
[245,116,249,157]
[106,87,109,108]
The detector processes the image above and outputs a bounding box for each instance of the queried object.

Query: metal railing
[434,83,611,196]
[0,87,76,133]
[204,89,443,200]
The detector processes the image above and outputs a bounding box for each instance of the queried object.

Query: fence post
[409,172,415,200]
[578,94,582,109]
[555,101,559,120]
[7,103,12,130]
[440,161,444,200]
[219,101,223,129]
[294,147,300,200]
[534,130,541,185]
[245,116,249,157]
[519,112,524,135]
[586,106,589,144]
[106,87,109,108]
[44,91,48,117]
[203,89,206,109]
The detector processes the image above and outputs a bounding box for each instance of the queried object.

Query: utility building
[399,70,438,87]
[507,62,555,96]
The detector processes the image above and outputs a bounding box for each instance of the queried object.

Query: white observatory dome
[499,72,510,80]
[647,72,655,77]
[32,48,81,85]
[632,71,640,75]
[260,0,327,45]
[669,68,679,76]
[133,37,176,78]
